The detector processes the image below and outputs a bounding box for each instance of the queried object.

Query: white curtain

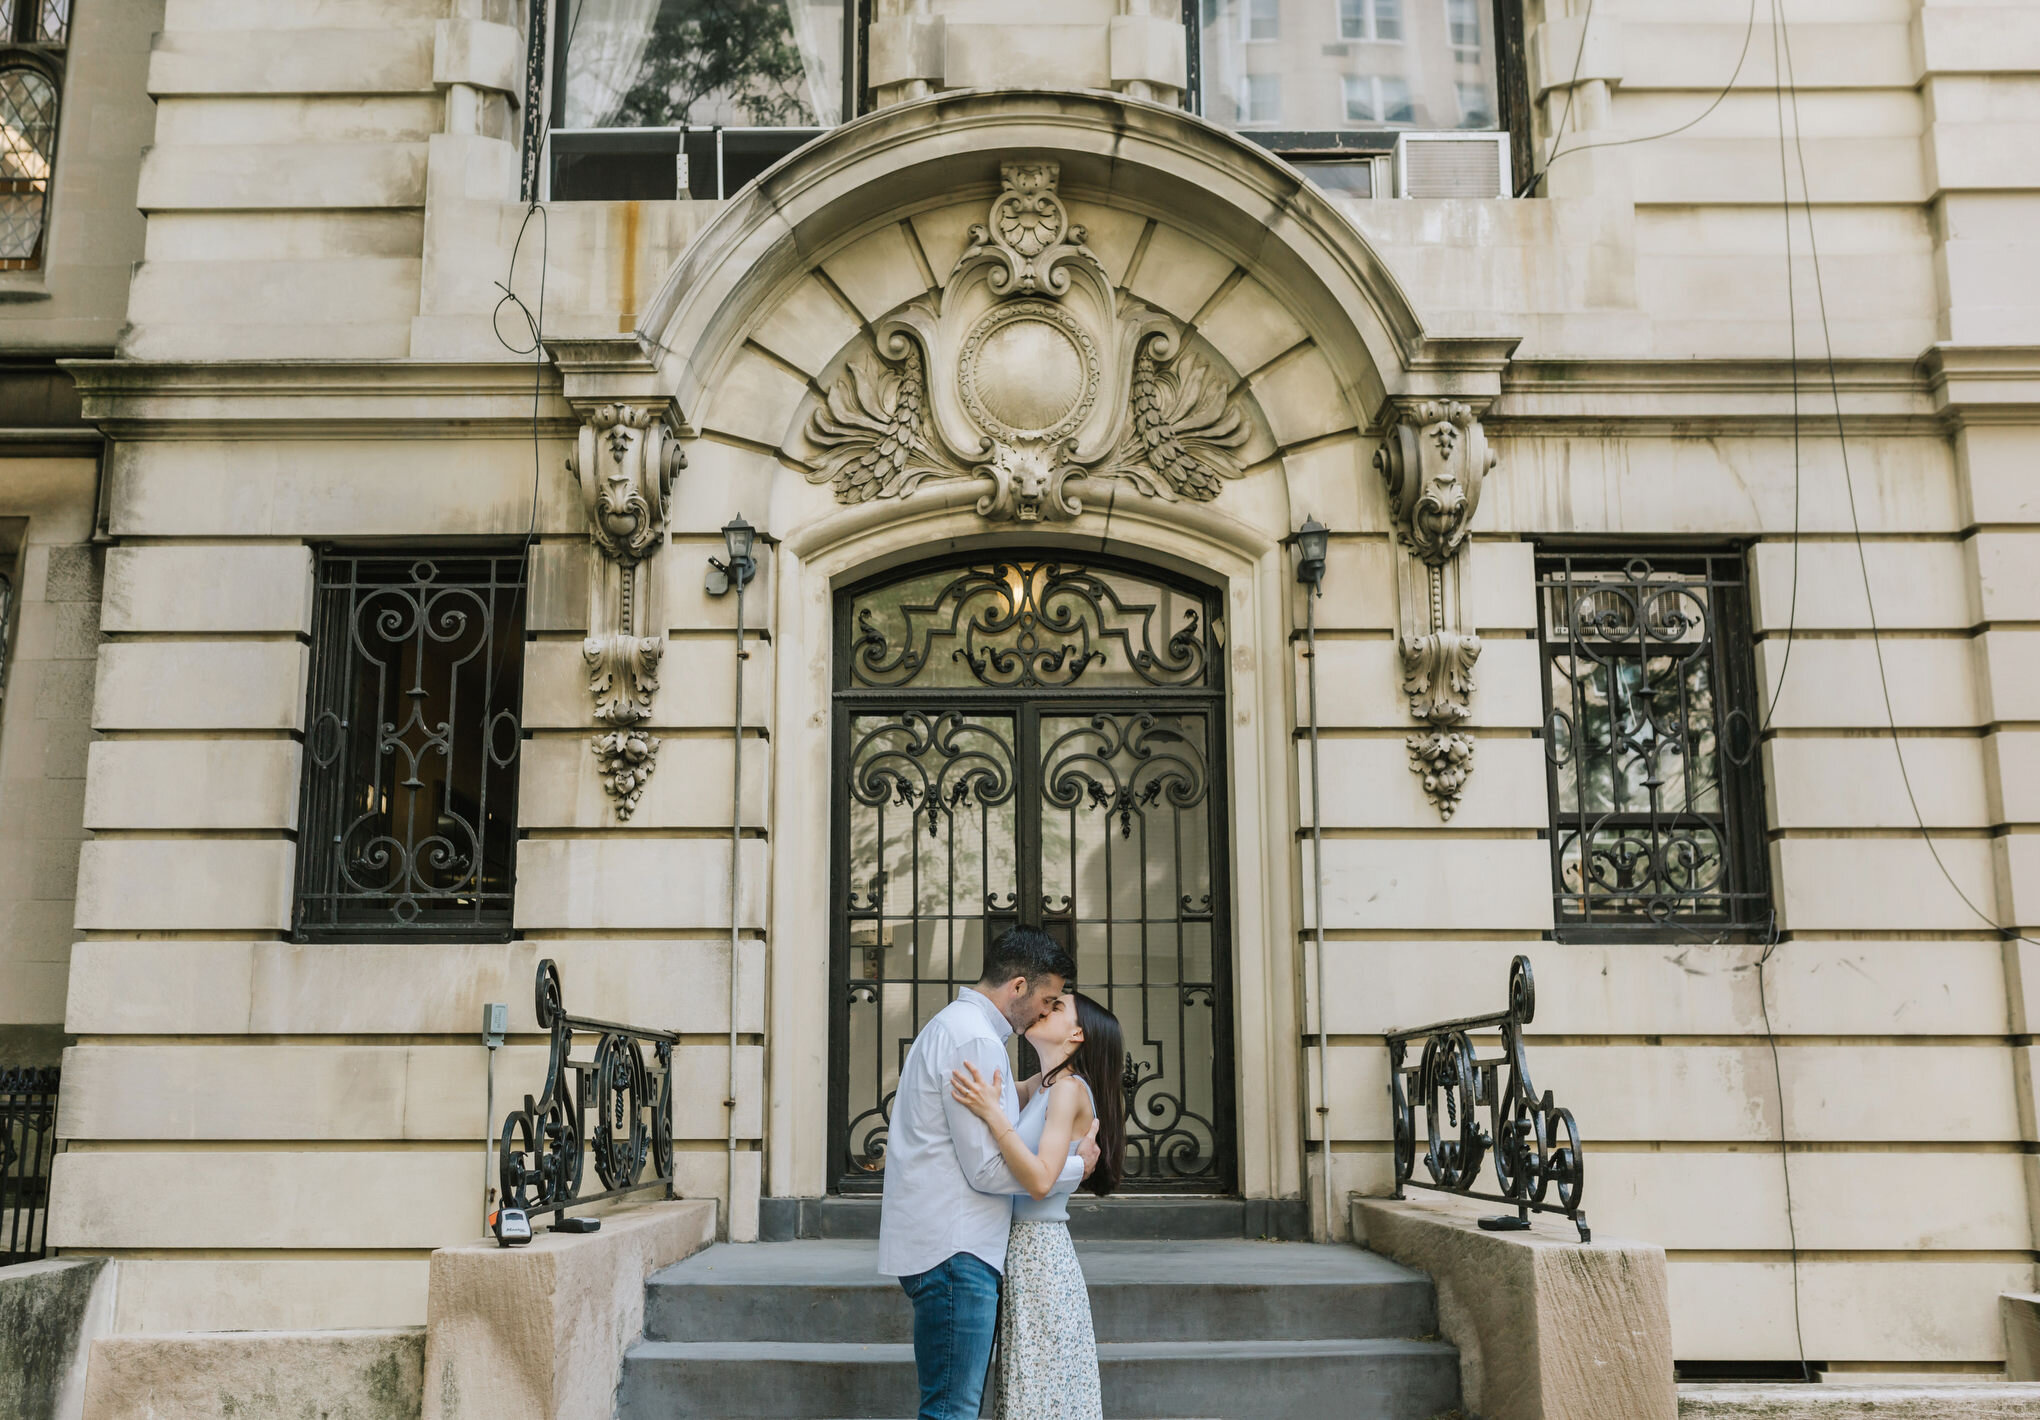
[783,0,843,127]
[561,0,664,129]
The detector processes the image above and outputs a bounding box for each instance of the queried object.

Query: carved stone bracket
[567,402,686,819]
[1374,399,1499,819]
[804,161,1252,523]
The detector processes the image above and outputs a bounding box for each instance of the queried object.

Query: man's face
[998,972,1067,1036]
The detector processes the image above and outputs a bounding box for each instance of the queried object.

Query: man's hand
[1076,1119,1101,1179]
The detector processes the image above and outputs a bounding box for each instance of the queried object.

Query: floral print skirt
[991,1219,1103,1420]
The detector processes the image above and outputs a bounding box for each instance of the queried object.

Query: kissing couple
[877,926,1128,1420]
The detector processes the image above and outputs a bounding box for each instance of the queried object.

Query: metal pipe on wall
[726,572,747,1241]
[1304,586,1332,1244]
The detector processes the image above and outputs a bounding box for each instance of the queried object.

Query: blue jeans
[899,1251,1002,1420]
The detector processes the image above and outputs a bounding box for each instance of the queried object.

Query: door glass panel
[1040,710,1221,1186]
[842,710,1019,1180]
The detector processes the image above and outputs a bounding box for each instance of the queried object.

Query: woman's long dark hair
[1044,991,1126,1197]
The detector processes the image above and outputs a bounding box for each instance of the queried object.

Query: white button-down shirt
[876,987,1084,1278]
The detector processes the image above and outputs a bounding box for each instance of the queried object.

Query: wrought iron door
[829,556,1235,1193]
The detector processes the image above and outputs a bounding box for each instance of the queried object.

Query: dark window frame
[292,545,529,945]
[1182,0,1531,192]
[1534,544,1773,945]
[0,0,67,271]
[531,0,861,202]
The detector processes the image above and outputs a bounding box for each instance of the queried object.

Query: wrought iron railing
[1385,956,1590,1242]
[2,1065,59,1264]
[498,960,677,1224]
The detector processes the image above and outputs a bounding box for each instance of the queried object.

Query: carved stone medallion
[805,162,1252,523]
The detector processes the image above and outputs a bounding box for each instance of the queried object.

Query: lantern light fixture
[1289,516,1329,594]
[706,512,759,595]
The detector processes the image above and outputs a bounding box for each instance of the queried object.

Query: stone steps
[621,1338,1461,1420]
[618,1238,1461,1420]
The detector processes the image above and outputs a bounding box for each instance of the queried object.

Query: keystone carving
[1374,399,1499,819]
[567,403,685,819]
[805,161,1252,523]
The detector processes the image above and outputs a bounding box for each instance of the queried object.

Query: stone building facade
[1,0,2037,1383]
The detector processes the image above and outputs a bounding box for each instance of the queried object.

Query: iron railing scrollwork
[1385,956,1590,1242]
[1,1065,59,1264]
[498,960,677,1222]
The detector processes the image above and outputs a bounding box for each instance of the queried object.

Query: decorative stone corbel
[1374,399,1498,819]
[567,403,686,819]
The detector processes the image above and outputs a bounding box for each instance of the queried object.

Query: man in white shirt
[878,927,1100,1420]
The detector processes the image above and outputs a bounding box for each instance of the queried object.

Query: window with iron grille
[0,0,64,271]
[294,551,527,941]
[1536,550,1771,940]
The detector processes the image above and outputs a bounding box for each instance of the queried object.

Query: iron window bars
[293,550,527,942]
[1386,956,1588,1242]
[1535,549,1771,941]
[498,959,677,1224]
[1,1064,58,1264]
[0,0,65,270]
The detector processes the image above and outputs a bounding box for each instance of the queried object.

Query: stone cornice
[1489,356,1943,436]
[1919,344,2040,426]
[59,358,577,439]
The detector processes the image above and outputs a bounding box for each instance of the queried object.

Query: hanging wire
[1753,0,1811,1381]
[1514,0,1596,198]
[1772,5,2039,951]
[1519,0,1762,196]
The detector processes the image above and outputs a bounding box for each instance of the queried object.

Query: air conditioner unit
[1393,132,1513,199]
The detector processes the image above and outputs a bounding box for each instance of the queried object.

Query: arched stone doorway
[830,551,1236,1194]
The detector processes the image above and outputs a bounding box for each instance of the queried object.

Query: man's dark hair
[979,926,1075,990]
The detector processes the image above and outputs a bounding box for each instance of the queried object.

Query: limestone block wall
[26,0,2040,1380]
[0,462,99,1060]
[48,360,766,1328]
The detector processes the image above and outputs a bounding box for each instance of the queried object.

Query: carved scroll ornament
[1374,399,1498,819]
[567,403,686,818]
[805,162,1252,523]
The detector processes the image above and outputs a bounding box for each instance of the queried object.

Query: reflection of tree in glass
[615,0,815,127]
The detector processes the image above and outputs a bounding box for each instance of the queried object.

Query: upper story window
[294,550,527,942]
[1536,550,1772,942]
[0,0,66,270]
[543,0,848,201]
[1192,0,1523,198]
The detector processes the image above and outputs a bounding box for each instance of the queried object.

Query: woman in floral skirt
[950,990,1127,1420]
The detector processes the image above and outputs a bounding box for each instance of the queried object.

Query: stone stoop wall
[80,1329,425,1420]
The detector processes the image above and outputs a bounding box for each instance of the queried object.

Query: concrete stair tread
[631,1338,1456,1362]
[650,1238,1432,1287]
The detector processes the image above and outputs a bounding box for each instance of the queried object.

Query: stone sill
[1680,1383,2040,1418]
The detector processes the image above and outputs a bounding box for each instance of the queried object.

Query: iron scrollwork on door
[842,710,1021,1176]
[1042,711,1221,1184]
[847,560,1215,690]
[832,554,1234,1194]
